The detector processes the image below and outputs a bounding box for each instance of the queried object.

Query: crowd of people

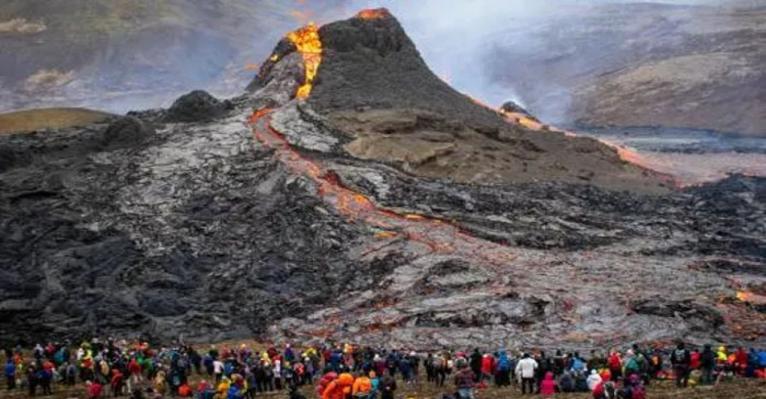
[3,337,766,399]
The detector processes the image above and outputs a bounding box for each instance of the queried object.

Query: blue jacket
[5,362,16,377]
[4,362,15,378]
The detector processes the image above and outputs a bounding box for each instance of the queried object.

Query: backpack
[673,349,688,365]
[571,358,585,372]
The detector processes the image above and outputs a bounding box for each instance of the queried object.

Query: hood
[338,373,354,386]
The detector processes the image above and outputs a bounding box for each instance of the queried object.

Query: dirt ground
[0,371,763,399]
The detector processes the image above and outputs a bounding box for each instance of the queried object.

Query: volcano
[0,9,764,349]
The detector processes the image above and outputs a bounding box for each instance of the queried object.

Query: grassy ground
[0,108,113,134]
[0,373,763,399]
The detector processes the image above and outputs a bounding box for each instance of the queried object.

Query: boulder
[163,90,230,123]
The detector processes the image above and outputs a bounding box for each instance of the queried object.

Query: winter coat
[454,368,474,389]
[352,376,372,395]
[540,372,557,395]
[379,375,396,399]
[559,371,575,392]
[481,354,495,375]
[496,352,511,372]
[515,357,538,379]
[4,362,15,378]
[586,369,602,391]
[690,352,701,369]
[701,347,716,369]
[322,373,353,399]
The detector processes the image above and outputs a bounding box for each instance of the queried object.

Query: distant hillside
[0,0,345,113]
[483,3,766,136]
[0,108,112,134]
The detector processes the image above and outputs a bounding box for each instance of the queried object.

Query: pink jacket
[540,372,557,395]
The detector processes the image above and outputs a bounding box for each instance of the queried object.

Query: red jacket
[690,352,701,369]
[128,359,141,375]
[88,382,103,399]
[481,355,495,375]
[608,354,622,370]
[735,349,748,367]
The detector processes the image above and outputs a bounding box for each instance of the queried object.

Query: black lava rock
[164,90,230,123]
[102,116,155,149]
[500,100,532,116]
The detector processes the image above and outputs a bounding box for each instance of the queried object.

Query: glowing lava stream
[249,109,517,268]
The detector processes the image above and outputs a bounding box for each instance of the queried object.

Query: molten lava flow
[356,8,389,19]
[287,23,322,99]
[737,290,766,305]
[249,109,517,269]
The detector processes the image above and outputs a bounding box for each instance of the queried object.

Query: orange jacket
[352,376,372,395]
[322,373,353,399]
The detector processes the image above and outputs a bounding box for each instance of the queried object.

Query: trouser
[702,367,714,385]
[435,370,446,386]
[495,370,510,386]
[40,379,51,395]
[457,387,475,399]
[675,366,689,387]
[7,376,15,390]
[521,377,535,394]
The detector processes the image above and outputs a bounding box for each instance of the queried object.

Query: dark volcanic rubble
[1,9,764,349]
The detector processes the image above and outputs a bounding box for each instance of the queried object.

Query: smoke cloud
[330,0,754,124]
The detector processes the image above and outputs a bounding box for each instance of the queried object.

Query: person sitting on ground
[587,369,603,391]
[352,372,372,398]
[619,374,645,399]
[559,370,575,393]
[86,380,103,399]
[454,358,475,399]
[539,372,557,396]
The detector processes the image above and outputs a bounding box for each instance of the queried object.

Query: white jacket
[515,357,538,378]
[587,370,602,391]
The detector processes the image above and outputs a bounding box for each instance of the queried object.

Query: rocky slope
[1,10,764,350]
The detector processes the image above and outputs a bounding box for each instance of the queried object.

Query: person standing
[700,344,716,385]
[379,371,396,399]
[670,342,691,388]
[4,359,15,390]
[515,353,538,395]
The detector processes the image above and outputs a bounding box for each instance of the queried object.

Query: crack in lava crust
[249,109,518,269]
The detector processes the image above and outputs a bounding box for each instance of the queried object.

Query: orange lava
[249,109,517,268]
[737,290,766,305]
[356,8,389,20]
[287,23,322,99]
